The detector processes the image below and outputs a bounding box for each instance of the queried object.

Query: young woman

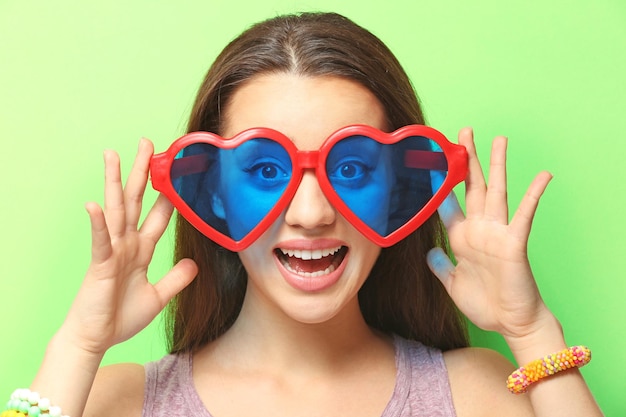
[14,12,602,417]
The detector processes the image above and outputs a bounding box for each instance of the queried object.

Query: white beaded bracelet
[1,389,69,417]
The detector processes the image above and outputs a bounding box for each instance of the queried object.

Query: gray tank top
[143,335,456,416]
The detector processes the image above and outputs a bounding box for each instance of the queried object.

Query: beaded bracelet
[1,389,69,417]
[506,345,592,394]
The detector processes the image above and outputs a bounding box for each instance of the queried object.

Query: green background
[1,0,624,414]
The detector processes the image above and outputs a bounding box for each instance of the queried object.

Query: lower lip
[274,251,348,292]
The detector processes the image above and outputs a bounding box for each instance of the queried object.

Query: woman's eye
[246,162,290,187]
[338,162,364,179]
[250,163,287,178]
[329,159,372,188]
[258,164,279,179]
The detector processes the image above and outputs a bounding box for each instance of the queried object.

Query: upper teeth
[280,246,342,260]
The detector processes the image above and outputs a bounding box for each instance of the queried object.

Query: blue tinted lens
[173,138,292,241]
[326,135,448,237]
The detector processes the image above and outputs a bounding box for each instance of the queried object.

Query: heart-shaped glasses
[150,124,467,251]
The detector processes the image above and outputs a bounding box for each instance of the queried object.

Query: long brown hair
[166,12,468,353]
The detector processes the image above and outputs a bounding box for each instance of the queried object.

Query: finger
[426,247,455,290]
[139,193,175,244]
[85,201,113,263]
[124,138,154,231]
[153,258,198,308]
[458,127,487,216]
[437,191,465,230]
[509,171,553,241]
[103,150,126,238]
[483,136,509,222]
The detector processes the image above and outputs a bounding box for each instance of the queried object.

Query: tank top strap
[381,335,457,417]
[143,352,213,417]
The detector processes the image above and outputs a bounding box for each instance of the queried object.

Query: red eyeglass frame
[150,124,467,251]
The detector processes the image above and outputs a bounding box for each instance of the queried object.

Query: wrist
[49,326,107,363]
[504,308,567,366]
[54,316,114,358]
[29,329,106,417]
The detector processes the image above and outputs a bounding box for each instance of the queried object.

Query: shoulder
[443,347,533,417]
[83,363,145,417]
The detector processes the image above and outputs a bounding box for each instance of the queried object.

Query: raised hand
[60,139,198,355]
[427,128,554,343]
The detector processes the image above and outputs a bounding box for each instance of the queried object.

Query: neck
[199,285,391,374]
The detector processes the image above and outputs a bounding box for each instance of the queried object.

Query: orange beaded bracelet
[506,345,592,394]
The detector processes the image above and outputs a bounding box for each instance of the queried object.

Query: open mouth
[275,246,348,277]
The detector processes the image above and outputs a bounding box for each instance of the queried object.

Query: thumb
[426,247,455,289]
[153,258,198,308]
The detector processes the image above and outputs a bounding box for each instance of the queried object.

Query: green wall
[1,0,624,414]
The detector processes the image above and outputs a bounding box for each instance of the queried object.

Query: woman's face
[220,73,388,324]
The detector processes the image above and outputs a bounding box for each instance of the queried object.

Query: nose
[284,170,336,229]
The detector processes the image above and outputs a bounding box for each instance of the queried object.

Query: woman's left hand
[427,127,555,342]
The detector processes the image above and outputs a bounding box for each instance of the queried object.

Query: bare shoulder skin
[83,364,145,417]
[444,347,533,417]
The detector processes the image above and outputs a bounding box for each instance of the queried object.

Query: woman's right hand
[61,138,198,356]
